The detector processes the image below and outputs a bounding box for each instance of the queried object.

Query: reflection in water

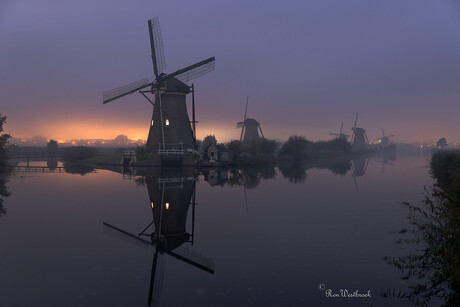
[278,161,308,184]
[63,163,95,175]
[103,169,214,306]
[0,168,11,217]
[351,156,370,191]
[46,158,58,171]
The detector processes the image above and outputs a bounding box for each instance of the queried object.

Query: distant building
[203,143,228,162]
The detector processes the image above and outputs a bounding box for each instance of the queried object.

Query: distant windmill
[374,128,394,147]
[102,17,215,154]
[330,122,350,140]
[350,113,369,151]
[236,97,265,143]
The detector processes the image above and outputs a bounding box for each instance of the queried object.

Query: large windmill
[350,113,369,151]
[330,122,350,140]
[236,97,265,143]
[103,171,214,306]
[374,128,394,147]
[102,17,215,154]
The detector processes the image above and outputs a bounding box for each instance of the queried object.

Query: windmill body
[351,128,368,151]
[330,122,349,140]
[374,128,394,148]
[240,118,262,143]
[146,78,194,151]
[350,113,369,151]
[237,97,265,144]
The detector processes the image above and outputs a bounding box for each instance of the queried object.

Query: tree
[436,137,448,149]
[47,139,58,153]
[0,114,11,167]
[200,135,217,151]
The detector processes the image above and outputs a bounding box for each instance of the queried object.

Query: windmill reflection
[351,156,370,191]
[103,170,214,306]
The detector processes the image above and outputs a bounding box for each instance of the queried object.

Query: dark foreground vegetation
[383,150,460,306]
[0,114,11,216]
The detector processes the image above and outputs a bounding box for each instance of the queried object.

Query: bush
[63,146,98,162]
[0,114,11,167]
[278,135,310,161]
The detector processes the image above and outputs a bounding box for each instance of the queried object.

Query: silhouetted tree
[0,114,11,167]
[278,135,309,161]
[436,137,448,149]
[200,135,217,152]
[47,139,58,153]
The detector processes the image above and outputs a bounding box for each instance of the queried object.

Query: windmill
[351,156,370,192]
[330,122,350,140]
[102,17,215,155]
[103,172,214,306]
[350,113,369,151]
[236,97,265,143]
[374,128,394,147]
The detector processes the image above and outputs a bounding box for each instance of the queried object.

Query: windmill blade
[148,249,165,307]
[167,57,215,83]
[166,245,215,274]
[244,97,249,121]
[353,174,358,192]
[236,122,244,128]
[103,222,152,248]
[340,122,343,134]
[239,125,245,142]
[381,128,385,138]
[258,125,265,138]
[148,17,166,77]
[103,78,152,104]
[242,171,248,212]
[354,113,359,128]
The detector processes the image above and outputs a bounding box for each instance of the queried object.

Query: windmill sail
[172,57,215,83]
[148,17,166,76]
[103,78,151,104]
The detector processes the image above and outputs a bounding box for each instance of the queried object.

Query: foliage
[47,140,58,152]
[201,135,217,151]
[0,169,11,217]
[62,146,98,162]
[436,137,448,149]
[226,139,278,165]
[278,135,310,161]
[0,114,11,167]
[382,152,460,306]
[278,135,351,162]
[430,150,460,188]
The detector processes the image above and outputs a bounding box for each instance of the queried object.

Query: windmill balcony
[157,142,184,155]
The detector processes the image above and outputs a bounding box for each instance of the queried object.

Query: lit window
[151,120,154,126]
[165,119,170,126]
[151,202,154,208]
[165,202,170,210]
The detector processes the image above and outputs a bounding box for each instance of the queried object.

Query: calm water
[0,155,434,306]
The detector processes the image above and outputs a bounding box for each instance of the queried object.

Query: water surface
[0,155,432,306]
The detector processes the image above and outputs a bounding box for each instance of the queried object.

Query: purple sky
[1,0,460,144]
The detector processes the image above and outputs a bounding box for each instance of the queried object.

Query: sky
[1,0,460,144]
